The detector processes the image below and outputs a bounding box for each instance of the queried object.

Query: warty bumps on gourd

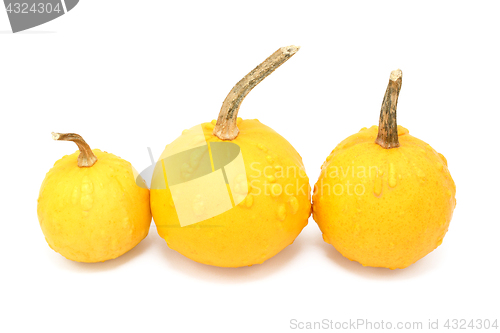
[150,46,311,267]
[312,70,456,269]
[37,133,152,262]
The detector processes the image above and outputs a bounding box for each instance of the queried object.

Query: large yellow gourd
[37,133,152,262]
[312,70,456,269]
[151,46,311,267]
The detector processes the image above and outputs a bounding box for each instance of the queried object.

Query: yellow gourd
[312,70,456,269]
[37,133,152,262]
[150,46,311,267]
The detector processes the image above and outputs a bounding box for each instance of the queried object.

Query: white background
[1,1,499,332]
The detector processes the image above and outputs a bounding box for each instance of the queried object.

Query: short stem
[375,69,403,149]
[52,132,98,167]
[213,45,300,140]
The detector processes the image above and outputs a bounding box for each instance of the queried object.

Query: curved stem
[375,69,403,149]
[213,45,300,140]
[52,132,98,167]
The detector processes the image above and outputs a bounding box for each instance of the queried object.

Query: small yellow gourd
[312,70,456,269]
[150,46,311,267]
[37,133,152,262]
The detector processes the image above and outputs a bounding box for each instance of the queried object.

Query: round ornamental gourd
[312,70,456,269]
[150,46,311,267]
[37,133,152,262]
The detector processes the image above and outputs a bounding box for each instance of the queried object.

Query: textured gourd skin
[37,149,152,263]
[312,125,456,269]
[151,119,311,267]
